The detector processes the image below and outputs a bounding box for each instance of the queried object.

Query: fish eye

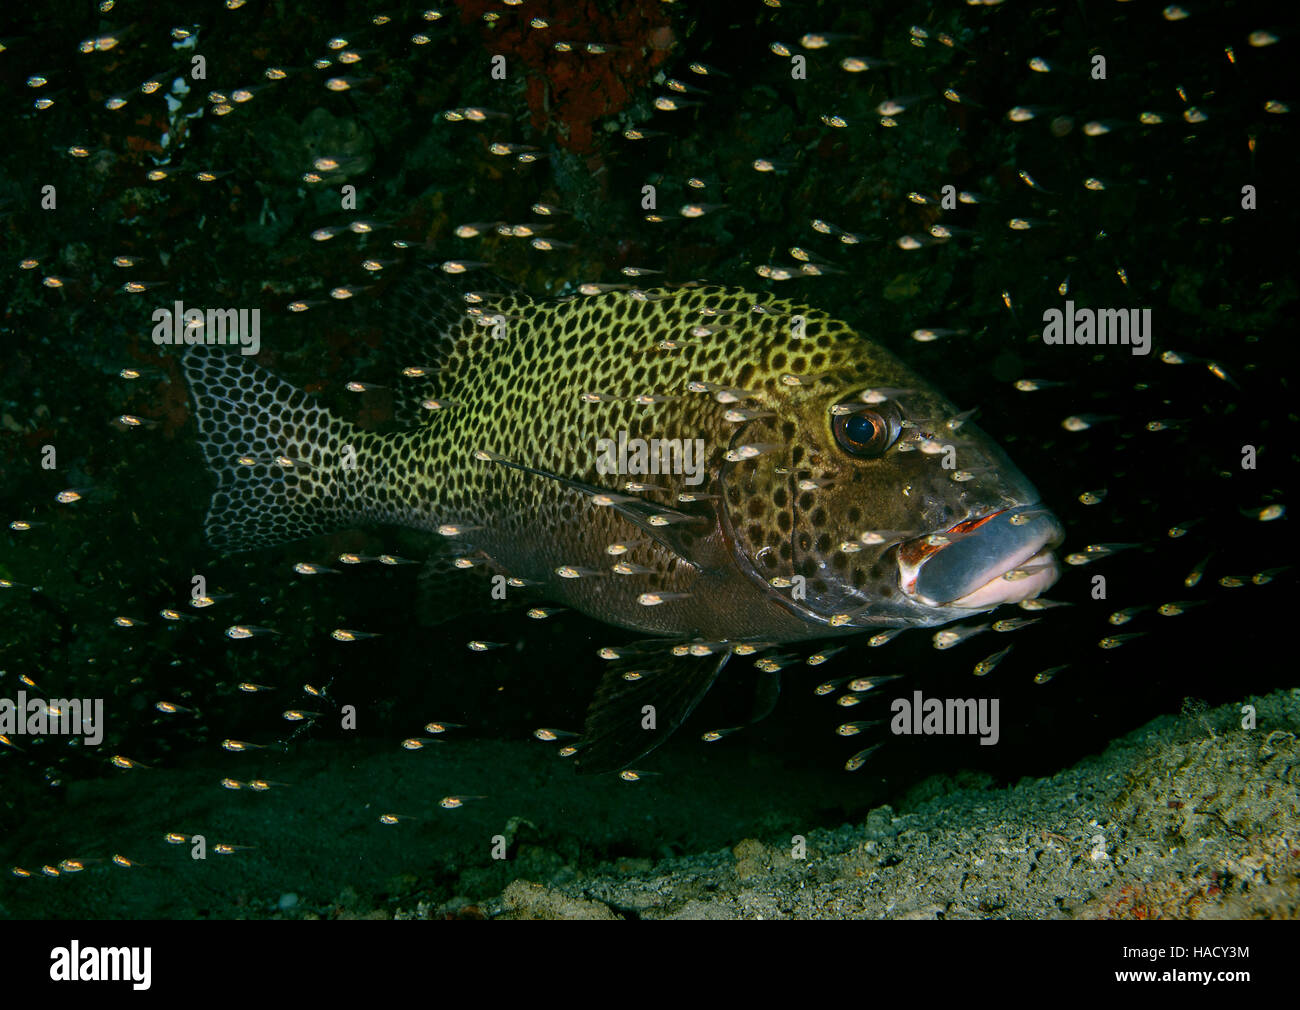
[832,404,901,458]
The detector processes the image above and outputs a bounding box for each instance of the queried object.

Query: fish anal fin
[416,551,508,627]
[573,650,730,774]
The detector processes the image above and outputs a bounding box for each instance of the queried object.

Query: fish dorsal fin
[366,265,526,427]
[574,649,730,774]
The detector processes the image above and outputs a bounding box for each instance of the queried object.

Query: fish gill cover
[0,0,1295,920]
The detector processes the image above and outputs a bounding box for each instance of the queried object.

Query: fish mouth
[898,505,1064,610]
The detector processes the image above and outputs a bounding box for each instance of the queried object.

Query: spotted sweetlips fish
[183,271,1064,771]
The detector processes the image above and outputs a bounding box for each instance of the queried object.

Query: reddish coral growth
[1085,879,1213,920]
[124,133,165,156]
[124,113,170,158]
[458,0,675,153]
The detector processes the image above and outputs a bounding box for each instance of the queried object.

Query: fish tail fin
[181,347,360,553]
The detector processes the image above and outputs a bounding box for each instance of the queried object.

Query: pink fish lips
[898,506,1065,611]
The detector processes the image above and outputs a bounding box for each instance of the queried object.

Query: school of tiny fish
[0,1,1294,906]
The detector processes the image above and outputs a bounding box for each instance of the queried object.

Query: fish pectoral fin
[573,650,730,775]
[477,451,711,566]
